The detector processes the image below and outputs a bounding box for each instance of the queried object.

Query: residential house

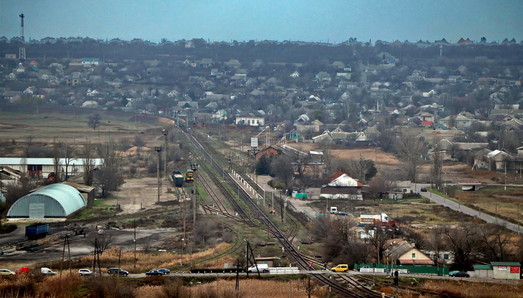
[320,171,363,200]
[383,239,434,266]
[255,146,281,161]
[439,113,474,129]
[486,150,511,172]
[235,115,265,127]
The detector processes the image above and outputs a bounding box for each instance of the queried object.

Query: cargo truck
[25,223,49,240]
[358,213,395,228]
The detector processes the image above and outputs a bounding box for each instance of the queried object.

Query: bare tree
[477,224,515,262]
[82,143,96,186]
[341,157,377,184]
[312,216,369,265]
[62,143,74,181]
[366,172,397,199]
[270,155,294,190]
[364,225,394,264]
[443,224,482,270]
[88,113,101,130]
[90,232,114,255]
[427,226,450,267]
[52,141,62,182]
[94,143,122,198]
[394,134,428,182]
[431,148,443,189]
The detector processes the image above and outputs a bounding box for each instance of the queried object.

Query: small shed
[472,264,493,278]
[491,262,521,280]
[254,257,281,267]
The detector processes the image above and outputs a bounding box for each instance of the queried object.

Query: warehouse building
[7,183,87,218]
[0,157,104,180]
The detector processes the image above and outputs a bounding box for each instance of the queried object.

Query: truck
[25,223,49,240]
[358,213,395,228]
[171,170,184,187]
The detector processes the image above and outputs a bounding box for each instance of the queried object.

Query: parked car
[449,271,470,277]
[78,269,93,276]
[0,269,15,275]
[145,269,163,276]
[420,187,428,192]
[156,268,171,275]
[331,264,349,272]
[41,267,57,275]
[107,268,129,276]
[15,267,30,274]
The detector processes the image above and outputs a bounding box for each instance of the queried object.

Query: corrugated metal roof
[0,158,104,166]
[473,264,492,270]
[490,262,521,266]
[7,184,86,218]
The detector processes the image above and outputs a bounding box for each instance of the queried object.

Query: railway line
[182,129,385,297]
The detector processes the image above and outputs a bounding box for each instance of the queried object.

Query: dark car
[156,268,171,275]
[107,268,129,276]
[420,187,428,192]
[449,271,470,277]
[146,269,163,276]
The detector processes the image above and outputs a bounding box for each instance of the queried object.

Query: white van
[247,264,269,273]
[41,267,57,275]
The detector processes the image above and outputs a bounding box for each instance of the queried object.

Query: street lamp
[154,146,162,203]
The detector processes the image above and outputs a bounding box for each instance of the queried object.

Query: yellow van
[331,264,349,272]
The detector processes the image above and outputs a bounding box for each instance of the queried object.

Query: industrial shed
[7,184,87,218]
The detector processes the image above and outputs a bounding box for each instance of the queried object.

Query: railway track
[182,129,385,297]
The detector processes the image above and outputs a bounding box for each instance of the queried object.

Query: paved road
[413,184,522,233]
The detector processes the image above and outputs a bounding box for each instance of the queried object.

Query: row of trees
[312,216,522,270]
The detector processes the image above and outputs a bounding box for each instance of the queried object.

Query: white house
[235,116,265,127]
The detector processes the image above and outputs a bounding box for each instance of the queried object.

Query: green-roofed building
[472,264,492,278]
[7,184,87,218]
[490,262,521,280]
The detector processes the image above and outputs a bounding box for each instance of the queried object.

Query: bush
[0,223,17,234]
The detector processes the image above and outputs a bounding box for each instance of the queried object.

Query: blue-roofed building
[7,183,87,218]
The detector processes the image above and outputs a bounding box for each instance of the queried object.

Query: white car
[0,269,15,275]
[78,269,93,276]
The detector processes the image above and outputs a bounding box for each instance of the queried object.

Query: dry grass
[421,279,523,298]
[454,187,523,225]
[76,242,233,273]
[134,279,327,298]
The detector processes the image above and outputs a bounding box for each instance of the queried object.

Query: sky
[0,0,522,44]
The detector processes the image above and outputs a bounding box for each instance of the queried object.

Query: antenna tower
[19,13,26,60]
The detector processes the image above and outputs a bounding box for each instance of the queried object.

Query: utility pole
[162,129,168,178]
[133,220,137,269]
[191,162,198,224]
[155,146,162,203]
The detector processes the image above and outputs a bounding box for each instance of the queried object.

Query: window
[411,253,416,258]
[444,254,449,260]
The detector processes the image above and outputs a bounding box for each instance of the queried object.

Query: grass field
[0,106,166,147]
[454,186,523,225]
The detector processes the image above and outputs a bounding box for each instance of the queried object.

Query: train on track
[185,169,194,182]
[171,171,184,187]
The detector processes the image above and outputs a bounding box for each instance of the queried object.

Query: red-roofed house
[320,171,363,200]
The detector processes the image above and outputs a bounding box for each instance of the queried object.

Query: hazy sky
[1,0,522,43]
